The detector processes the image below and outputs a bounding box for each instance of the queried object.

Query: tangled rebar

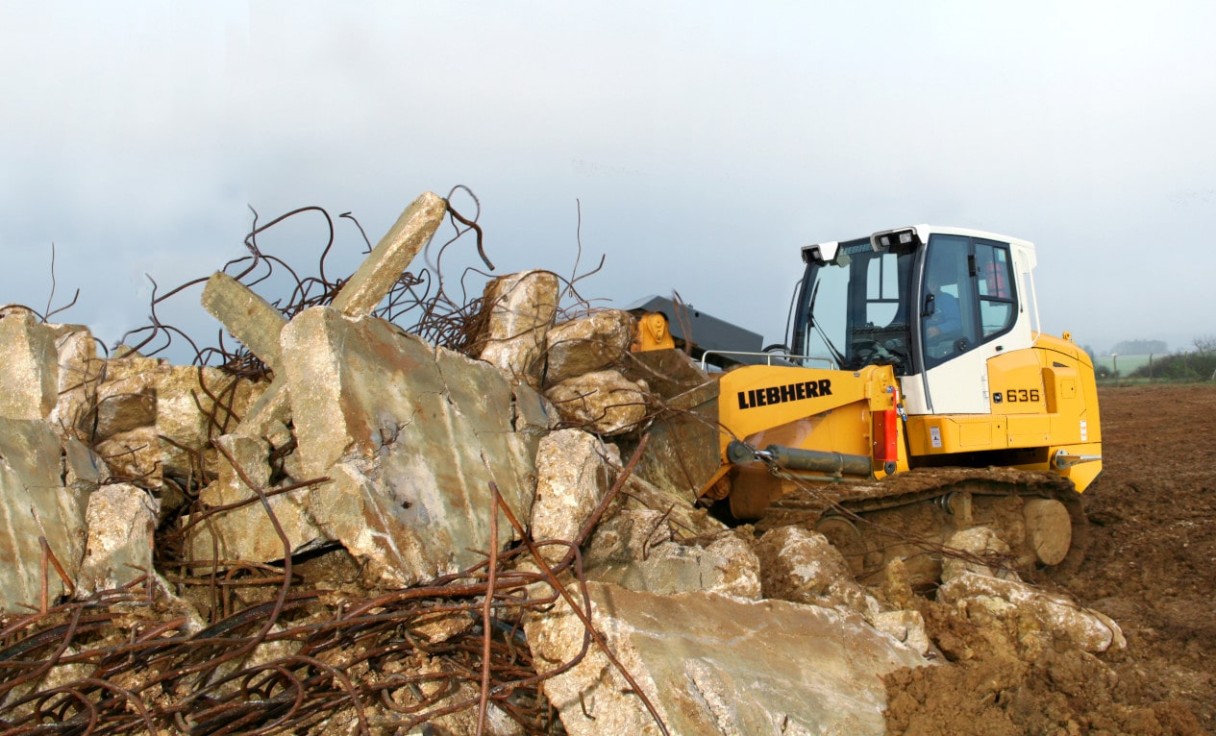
[0,191,678,734]
[0,438,666,736]
[113,186,502,372]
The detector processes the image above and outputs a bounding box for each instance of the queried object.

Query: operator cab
[790,225,1039,414]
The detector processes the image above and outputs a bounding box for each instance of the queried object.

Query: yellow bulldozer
[639,225,1102,583]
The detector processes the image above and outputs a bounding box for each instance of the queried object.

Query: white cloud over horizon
[3,1,1214,356]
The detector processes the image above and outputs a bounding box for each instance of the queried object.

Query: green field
[1094,353,1154,375]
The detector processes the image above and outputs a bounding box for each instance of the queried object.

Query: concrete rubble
[616,376,720,499]
[755,525,934,656]
[0,308,59,421]
[938,527,1126,653]
[586,530,763,599]
[544,368,650,436]
[0,190,1133,734]
[543,308,636,385]
[256,306,542,587]
[530,429,617,564]
[0,417,87,610]
[524,581,928,736]
[476,270,560,389]
[77,483,158,594]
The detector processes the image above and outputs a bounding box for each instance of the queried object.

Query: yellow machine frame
[706,331,1102,519]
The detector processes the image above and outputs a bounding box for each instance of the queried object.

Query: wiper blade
[816,324,847,368]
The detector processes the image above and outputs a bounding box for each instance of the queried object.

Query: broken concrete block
[0,308,58,421]
[618,347,708,401]
[231,382,292,443]
[212,433,273,491]
[531,429,617,563]
[879,557,917,610]
[209,192,447,445]
[281,307,538,495]
[63,438,108,489]
[617,469,727,540]
[77,483,159,593]
[86,353,161,439]
[201,193,446,374]
[869,609,933,657]
[330,191,448,314]
[616,379,720,499]
[92,391,157,441]
[274,313,350,479]
[938,526,1125,653]
[544,309,636,385]
[90,355,264,484]
[187,433,328,564]
[306,460,444,588]
[939,571,1126,653]
[100,349,162,381]
[545,369,649,436]
[476,270,559,388]
[87,357,162,476]
[47,323,100,438]
[94,426,162,485]
[941,525,1021,581]
[197,306,538,583]
[525,581,929,736]
[511,382,558,457]
[0,418,87,611]
[188,484,325,565]
[201,272,288,369]
[588,532,762,599]
[154,366,264,479]
[754,525,879,616]
[758,527,932,652]
[585,508,673,568]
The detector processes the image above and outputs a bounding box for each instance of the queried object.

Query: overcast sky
[2,1,1213,358]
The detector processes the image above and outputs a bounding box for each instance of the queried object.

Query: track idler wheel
[1022,498,1072,566]
[815,515,882,576]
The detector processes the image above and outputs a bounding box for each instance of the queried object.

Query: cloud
[2,1,1214,356]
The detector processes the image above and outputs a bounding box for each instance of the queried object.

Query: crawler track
[756,467,1088,584]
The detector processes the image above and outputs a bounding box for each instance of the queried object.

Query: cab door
[910,234,1028,415]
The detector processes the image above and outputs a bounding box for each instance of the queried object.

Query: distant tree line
[1109,339,1167,355]
[1126,336,1216,381]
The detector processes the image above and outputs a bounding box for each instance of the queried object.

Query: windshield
[792,237,916,374]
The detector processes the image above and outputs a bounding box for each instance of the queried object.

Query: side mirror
[923,293,937,317]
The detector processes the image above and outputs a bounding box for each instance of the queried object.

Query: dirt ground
[884,384,1216,736]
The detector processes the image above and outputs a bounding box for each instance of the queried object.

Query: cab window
[976,241,1016,339]
[865,251,901,326]
[921,235,1017,370]
[922,235,974,369]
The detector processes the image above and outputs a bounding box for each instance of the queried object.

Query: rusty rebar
[5,191,667,734]
[0,441,656,735]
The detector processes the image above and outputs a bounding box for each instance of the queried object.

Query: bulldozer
[639,225,1102,584]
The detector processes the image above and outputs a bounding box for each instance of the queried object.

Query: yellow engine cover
[903,335,1102,491]
[706,335,1103,518]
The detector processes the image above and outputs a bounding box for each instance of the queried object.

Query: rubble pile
[0,192,1130,735]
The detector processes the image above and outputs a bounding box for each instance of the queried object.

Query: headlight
[871,227,920,251]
